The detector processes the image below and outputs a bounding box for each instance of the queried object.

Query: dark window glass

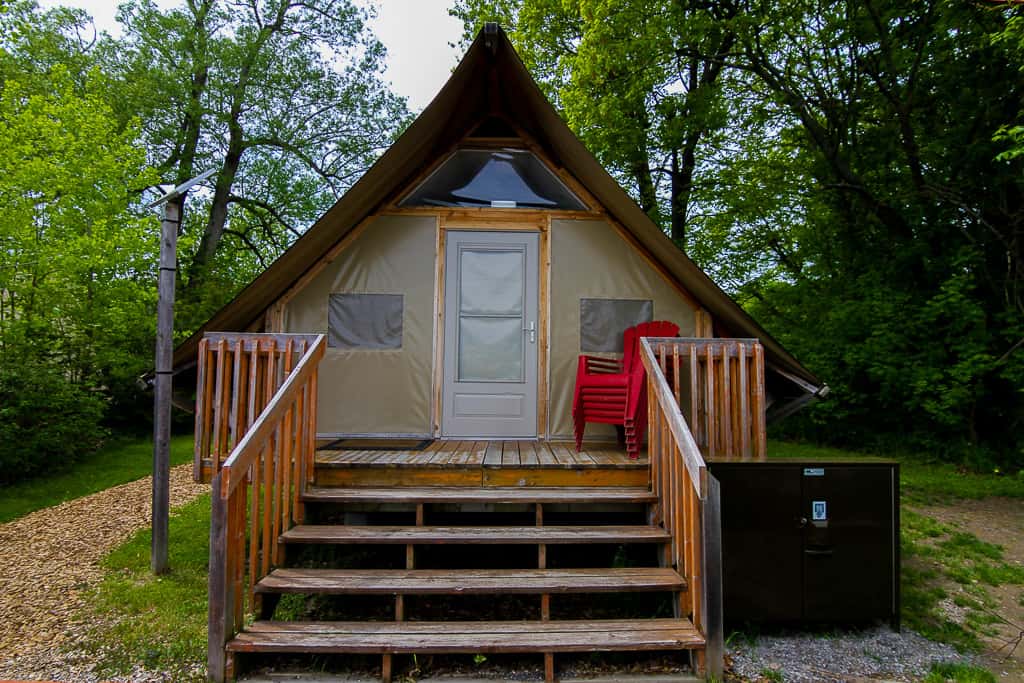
[328,293,403,350]
[580,298,654,352]
[399,149,586,210]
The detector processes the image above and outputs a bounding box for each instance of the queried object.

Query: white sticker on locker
[812,500,827,521]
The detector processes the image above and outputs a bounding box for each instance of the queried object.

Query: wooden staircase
[226,485,703,682]
[196,334,725,682]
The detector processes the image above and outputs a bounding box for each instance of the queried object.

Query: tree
[722,0,1024,458]
[0,2,158,478]
[103,0,410,317]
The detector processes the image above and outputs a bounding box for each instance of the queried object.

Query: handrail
[640,341,707,493]
[206,333,325,683]
[640,337,723,679]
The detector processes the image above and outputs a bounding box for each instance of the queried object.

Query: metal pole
[152,199,180,574]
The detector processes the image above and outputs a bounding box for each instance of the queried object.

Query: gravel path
[728,624,972,681]
[0,463,207,681]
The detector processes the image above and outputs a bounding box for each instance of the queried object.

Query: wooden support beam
[538,217,551,437]
[431,216,446,437]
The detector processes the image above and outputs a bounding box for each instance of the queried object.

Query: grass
[0,433,194,522]
[924,661,997,682]
[770,439,1024,655]
[901,508,1024,650]
[82,492,210,682]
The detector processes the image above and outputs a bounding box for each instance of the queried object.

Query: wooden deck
[314,439,648,487]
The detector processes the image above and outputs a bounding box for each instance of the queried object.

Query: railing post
[701,472,724,680]
[208,473,233,683]
[752,342,766,459]
[194,338,209,482]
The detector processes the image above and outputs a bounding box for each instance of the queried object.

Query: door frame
[431,213,550,439]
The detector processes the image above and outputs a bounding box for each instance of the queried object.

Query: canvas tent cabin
[185,24,824,683]
[176,26,823,453]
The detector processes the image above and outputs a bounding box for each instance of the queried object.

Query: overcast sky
[35,0,464,111]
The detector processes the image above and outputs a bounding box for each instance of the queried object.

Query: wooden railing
[640,337,723,680]
[644,337,766,461]
[203,333,325,683]
[193,333,323,482]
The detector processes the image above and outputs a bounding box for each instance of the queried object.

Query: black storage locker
[708,461,899,627]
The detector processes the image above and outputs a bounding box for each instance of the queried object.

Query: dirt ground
[913,497,1024,682]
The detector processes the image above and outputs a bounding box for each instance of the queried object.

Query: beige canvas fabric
[549,219,697,439]
[283,215,436,435]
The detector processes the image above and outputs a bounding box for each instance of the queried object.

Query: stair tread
[256,567,685,594]
[302,485,656,503]
[280,524,670,544]
[226,618,704,654]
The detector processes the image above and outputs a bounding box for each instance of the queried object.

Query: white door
[442,231,539,438]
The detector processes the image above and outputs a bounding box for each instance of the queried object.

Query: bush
[0,364,107,484]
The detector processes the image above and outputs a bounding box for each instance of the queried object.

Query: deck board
[483,441,502,466]
[313,440,646,487]
[227,618,704,654]
[316,440,640,468]
[536,442,558,465]
[549,441,576,465]
[256,567,685,595]
[281,524,669,545]
[501,441,520,466]
[466,441,487,465]
[302,486,657,504]
[519,440,539,466]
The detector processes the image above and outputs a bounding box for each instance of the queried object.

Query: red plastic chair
[572,320,679,458]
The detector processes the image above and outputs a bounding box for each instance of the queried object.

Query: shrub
[0,363,107,484]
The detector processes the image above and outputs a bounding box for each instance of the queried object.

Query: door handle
[524,321,535,343]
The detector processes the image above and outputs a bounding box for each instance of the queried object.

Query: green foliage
[83,493,210,682]
[924,661,997,683]
[0,434,194,522]
[0,363,106,483]
[102,0,410,317]
[0,2,159,468]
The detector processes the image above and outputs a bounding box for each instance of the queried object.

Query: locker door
[716,465,804,621]
[801,466,896,621]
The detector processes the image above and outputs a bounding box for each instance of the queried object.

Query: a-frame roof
[174,25,822,393]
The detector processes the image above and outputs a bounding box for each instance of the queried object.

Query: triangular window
[399,149,587,210]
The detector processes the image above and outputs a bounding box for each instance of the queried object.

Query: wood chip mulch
[0,464,208,681]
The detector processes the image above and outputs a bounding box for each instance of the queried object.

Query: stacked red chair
[572,320,680,459]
